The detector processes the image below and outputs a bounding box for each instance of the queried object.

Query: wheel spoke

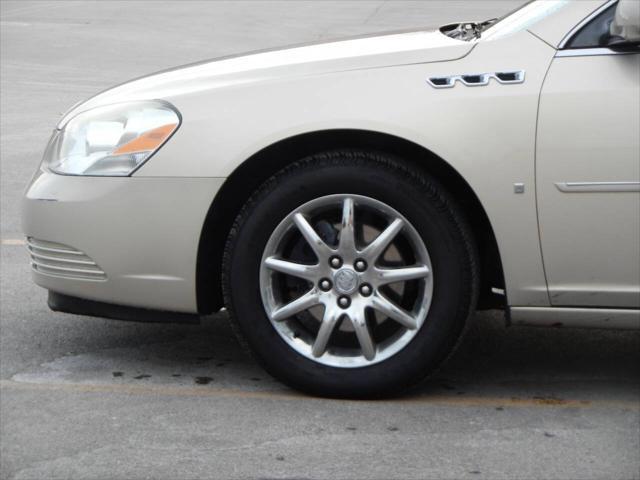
[361,218,403,263]
[371,294,418,330]
[338,197,356,252]
[312,308,341,358]
[264,256,318,281]
[270,290,320,322]
[351,310,376,360]
[293,213,333,259]
[374,264,430,285]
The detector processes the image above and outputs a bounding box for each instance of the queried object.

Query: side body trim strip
[555,181,640,193]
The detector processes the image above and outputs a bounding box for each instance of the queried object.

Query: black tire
[222,150,478,398]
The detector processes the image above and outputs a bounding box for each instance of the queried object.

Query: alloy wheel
[260,194,433,367]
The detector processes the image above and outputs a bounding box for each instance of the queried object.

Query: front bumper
[22,170,224,314]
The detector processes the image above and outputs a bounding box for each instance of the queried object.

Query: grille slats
[27,237,106,281]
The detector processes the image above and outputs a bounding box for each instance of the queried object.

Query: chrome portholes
[259,194,433,368]
[427,70,525,89]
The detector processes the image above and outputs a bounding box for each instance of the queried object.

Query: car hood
[58,29,472,127]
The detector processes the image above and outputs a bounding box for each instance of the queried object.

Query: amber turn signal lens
[113,123,178,155]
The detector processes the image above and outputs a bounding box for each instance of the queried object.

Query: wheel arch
[196,129,505,314]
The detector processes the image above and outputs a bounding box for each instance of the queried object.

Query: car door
[536,2,640,308]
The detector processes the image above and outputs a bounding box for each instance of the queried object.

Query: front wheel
[223,150,478,398]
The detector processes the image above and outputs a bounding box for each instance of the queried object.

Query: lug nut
[354,259,367,272]
[337,296,351,309]
[329,256,343,269]
[319,278,332,291]
[359,284,372,297]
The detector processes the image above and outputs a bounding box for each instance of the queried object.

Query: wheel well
[196,129,505,314]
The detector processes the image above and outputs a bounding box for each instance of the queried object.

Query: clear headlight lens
[45,101,180,176]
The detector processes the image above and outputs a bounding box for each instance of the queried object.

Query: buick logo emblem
[334,269,358,295]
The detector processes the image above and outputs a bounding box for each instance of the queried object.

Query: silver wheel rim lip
[260,193,434,368]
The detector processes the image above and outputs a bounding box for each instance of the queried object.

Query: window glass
[565,4,617,49]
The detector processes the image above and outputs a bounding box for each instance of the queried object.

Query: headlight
[45,100,180,176]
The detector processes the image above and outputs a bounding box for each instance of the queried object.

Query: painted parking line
[1,380,638,410]
[1,238,25,245]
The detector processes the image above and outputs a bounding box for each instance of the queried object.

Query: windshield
[481,0,571,40]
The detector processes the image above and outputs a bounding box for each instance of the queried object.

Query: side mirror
[607,38,640,52]
[610,0,640,43]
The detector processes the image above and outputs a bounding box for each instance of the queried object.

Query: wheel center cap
[334,268,358,295]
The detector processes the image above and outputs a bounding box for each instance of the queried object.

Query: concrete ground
[1,1,639,479]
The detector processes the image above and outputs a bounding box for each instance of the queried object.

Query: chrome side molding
[555,47,637,58]
[509,307,640,330]
[555,181,640,193]
[427,70,525,89]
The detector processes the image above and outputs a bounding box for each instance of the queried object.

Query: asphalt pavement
[1,2,639,479]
